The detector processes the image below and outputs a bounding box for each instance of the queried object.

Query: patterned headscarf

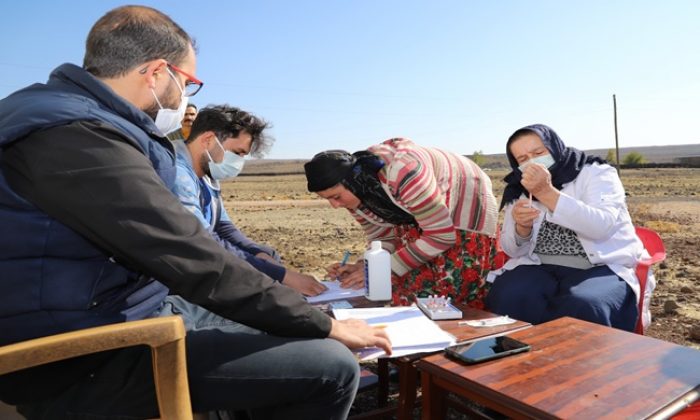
[500,124,606,209]
[304,150,417,226]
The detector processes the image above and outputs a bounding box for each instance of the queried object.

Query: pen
[528,192,533,208]
[337,251,351,281]
[340,250,350,267]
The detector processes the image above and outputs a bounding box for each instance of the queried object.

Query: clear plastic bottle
[364,241,392,301]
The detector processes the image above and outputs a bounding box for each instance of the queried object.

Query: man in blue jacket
[173,104,327,296]
[0,5,389,419]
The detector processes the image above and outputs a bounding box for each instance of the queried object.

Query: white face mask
[206,137,246,180]
[518,153,555,172]
[151,68,188,135]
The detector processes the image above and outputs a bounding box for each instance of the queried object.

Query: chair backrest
[493,250,509,270]
[634,226,666,335]
[492,227,510,270]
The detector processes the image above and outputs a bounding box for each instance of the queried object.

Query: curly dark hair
[187,105,274,157]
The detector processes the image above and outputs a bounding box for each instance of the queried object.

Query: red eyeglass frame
[167,63,204,97]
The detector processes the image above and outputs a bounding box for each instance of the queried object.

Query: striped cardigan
[351,138,498,276]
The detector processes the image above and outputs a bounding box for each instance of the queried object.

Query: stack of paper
[333,306,456,360]
[306,280,366,304]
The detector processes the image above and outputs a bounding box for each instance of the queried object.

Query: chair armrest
[636,251,666,272]
[646,252,666,265]
[0,316,186,375]
[0,316,192,420]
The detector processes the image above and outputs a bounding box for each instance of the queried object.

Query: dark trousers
[19,296,359,420]
[485,264,638,331]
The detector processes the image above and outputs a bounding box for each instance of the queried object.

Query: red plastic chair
[634,226,667,335]
[493,250,509,270]
[671,400,700,419]
[492,227,510,270]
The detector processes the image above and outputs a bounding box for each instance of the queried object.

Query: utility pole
[613,94,620,170]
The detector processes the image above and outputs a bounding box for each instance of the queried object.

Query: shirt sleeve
[211,229,286,281]
[383,153,456,276]
[1,121,330,338]
[216,216,276,258]
[351,208,398,253]
[546,164,626,241]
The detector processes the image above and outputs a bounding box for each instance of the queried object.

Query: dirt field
[223,168,700,350]
[0,172,695,420]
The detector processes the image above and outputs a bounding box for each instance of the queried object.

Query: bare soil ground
[222,168,700,417]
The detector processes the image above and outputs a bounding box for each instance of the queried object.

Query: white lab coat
[488,163,654,327]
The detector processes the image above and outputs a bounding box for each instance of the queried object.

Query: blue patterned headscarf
[500,124,606,209]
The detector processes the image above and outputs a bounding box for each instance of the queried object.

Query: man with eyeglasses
[0,5,389,420]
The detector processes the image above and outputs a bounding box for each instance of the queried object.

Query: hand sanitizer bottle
[364,241,391,301]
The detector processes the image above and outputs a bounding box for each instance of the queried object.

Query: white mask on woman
[151,68,188,135]
[518,154,555,172]
[206,137,246,180]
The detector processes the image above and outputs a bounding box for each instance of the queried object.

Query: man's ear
[200,131,217,148]
[141,59,168,89]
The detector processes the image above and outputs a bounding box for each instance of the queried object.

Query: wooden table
[346,302,530,420]
[418,317,700,420]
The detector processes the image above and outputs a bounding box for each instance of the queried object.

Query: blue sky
[2,1,698,158]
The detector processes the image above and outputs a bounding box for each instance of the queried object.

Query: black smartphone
[445,336,531,364]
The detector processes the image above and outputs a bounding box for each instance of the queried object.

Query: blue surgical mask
[518,154,555,172]
[206,137,246,180]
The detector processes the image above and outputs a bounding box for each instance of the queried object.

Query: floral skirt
[391,226,496,309]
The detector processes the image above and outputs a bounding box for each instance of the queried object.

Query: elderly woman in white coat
[485,124,647,331]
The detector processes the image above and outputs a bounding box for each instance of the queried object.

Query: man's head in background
[181,104,198,138]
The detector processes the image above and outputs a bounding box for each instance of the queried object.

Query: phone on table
[445,336,531,364]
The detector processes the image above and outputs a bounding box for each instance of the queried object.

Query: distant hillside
[584,144,700,164]
[474,143,700,169]
[242,159,307,175]
[242,144,700,175]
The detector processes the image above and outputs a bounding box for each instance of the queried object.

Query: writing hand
[336,262,365,289]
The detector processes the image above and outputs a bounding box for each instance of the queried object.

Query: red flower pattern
[391,226,496,308]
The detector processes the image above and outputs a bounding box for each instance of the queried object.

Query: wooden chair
[0,316,194,420]
[634,226,667,335]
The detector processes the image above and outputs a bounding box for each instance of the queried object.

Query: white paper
[333,306,456,360]
[306,280,366,304]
